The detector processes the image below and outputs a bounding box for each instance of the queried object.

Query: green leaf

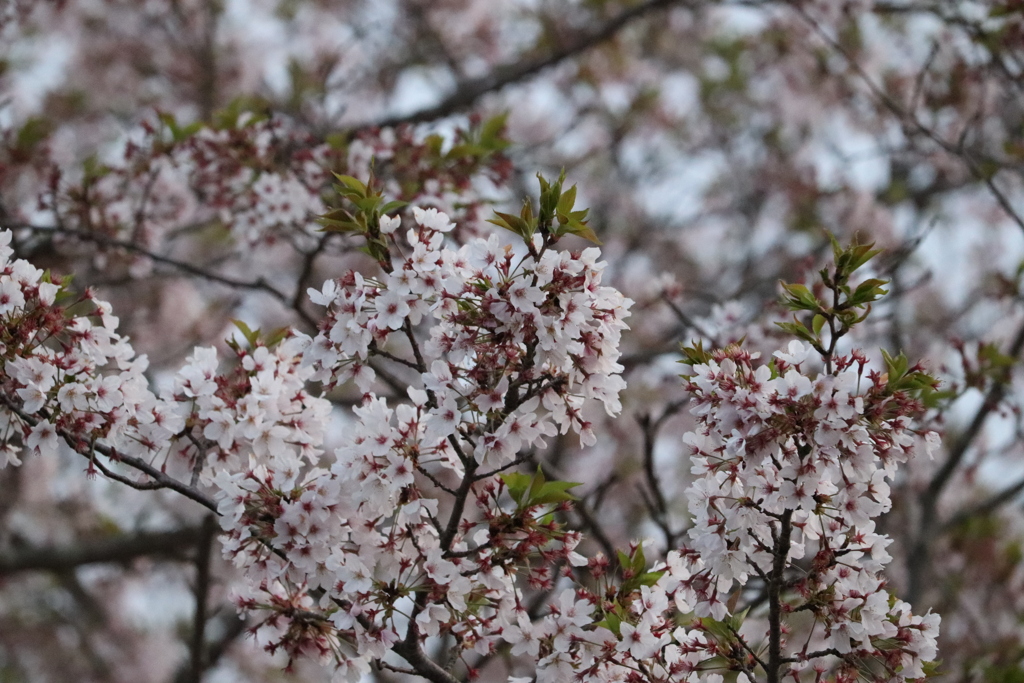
[730,606,751,629]
[596,609,622,637]
[636,569,665,587]
[332,174,368,195]
[680,340,712,366]
[211,95,271,129]
[812,313,826,336]
[479,112,510,149]
[780,282,820,312]
[881,348,909,379]
[919,385,957,409]
[519,198,535,223]
[562,219,602,245]
[837,308,861,327]
[537,171,564,218]
[316,207,361,233]
[380,200,408,214]
[487,211,532,238]
[631,544,647,575]
[532,479,582,505]
[776,320,817,344]
[829,232,844,267]
[446,143,489,159]
[980,342,1017,370]
[325,132,348,150]
[499,466,582,509]
[15,117,53,152]
[556,184,578,216]
[424,134,445,156]
[616,549,631,570]
[499,471,533,505]
[699,616,734,641]
[263,327,290,349]
[847,278,889,307]
[846,242,883,273]
[231,319,260,348]
[81,155,111,182]
[363,239,390,264]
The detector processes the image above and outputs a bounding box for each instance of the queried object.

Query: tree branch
[907,314,1024,601]
[187,515,218,683]
[9,223,315,328]
[791,4,1024,237]
[0,395,219,513]
[942,472,1024,532]
[767,509,793,683]
[0,525,211,575]
[360,0,683,129]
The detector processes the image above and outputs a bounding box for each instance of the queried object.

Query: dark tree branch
[292,232,332,325]
[187,515,218,683]
[173,610,249,683]
[729,623,769,672]
[661,293,715,343]
[8,223,316,329]
[942,473,1024,532]
[929,319,1024,499]
[768,509,793,683]
[360,0,684,129]
[907,316,1024,601]
[0,525,211,575]
[392,635,459,683]
[637,399,687,549]
[571,487,619,563]
[196,0,221,122]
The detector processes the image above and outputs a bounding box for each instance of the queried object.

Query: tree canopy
[0,2,1022,682]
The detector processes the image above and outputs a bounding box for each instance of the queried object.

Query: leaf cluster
[690,608,755,671]
[500,466,580,513]
[969,341,1017,389]
[879,348,948,408]
[594,544,665,636]
[427,112,511,161]
[155,97,272,144]
[229,319,289,352]
[316,173,406,264]
[10,117,52,162]
[776,234,889,358]
[488,171,601,245]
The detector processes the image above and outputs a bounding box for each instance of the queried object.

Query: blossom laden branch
[0,172,940,683]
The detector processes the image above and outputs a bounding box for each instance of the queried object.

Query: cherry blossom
[0,200,939,683]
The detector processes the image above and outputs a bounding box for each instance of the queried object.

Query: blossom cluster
[500,341,940,683]
[43,115,513,276]
[0,197,632,676]
[305,206,631,454]
[206,206,632,674]
[0,226,329,503]
[680,342,940,678]
[0,202,941,682]
[344,121,514,232]
[0,228,169,468]
[53,115,334,251]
